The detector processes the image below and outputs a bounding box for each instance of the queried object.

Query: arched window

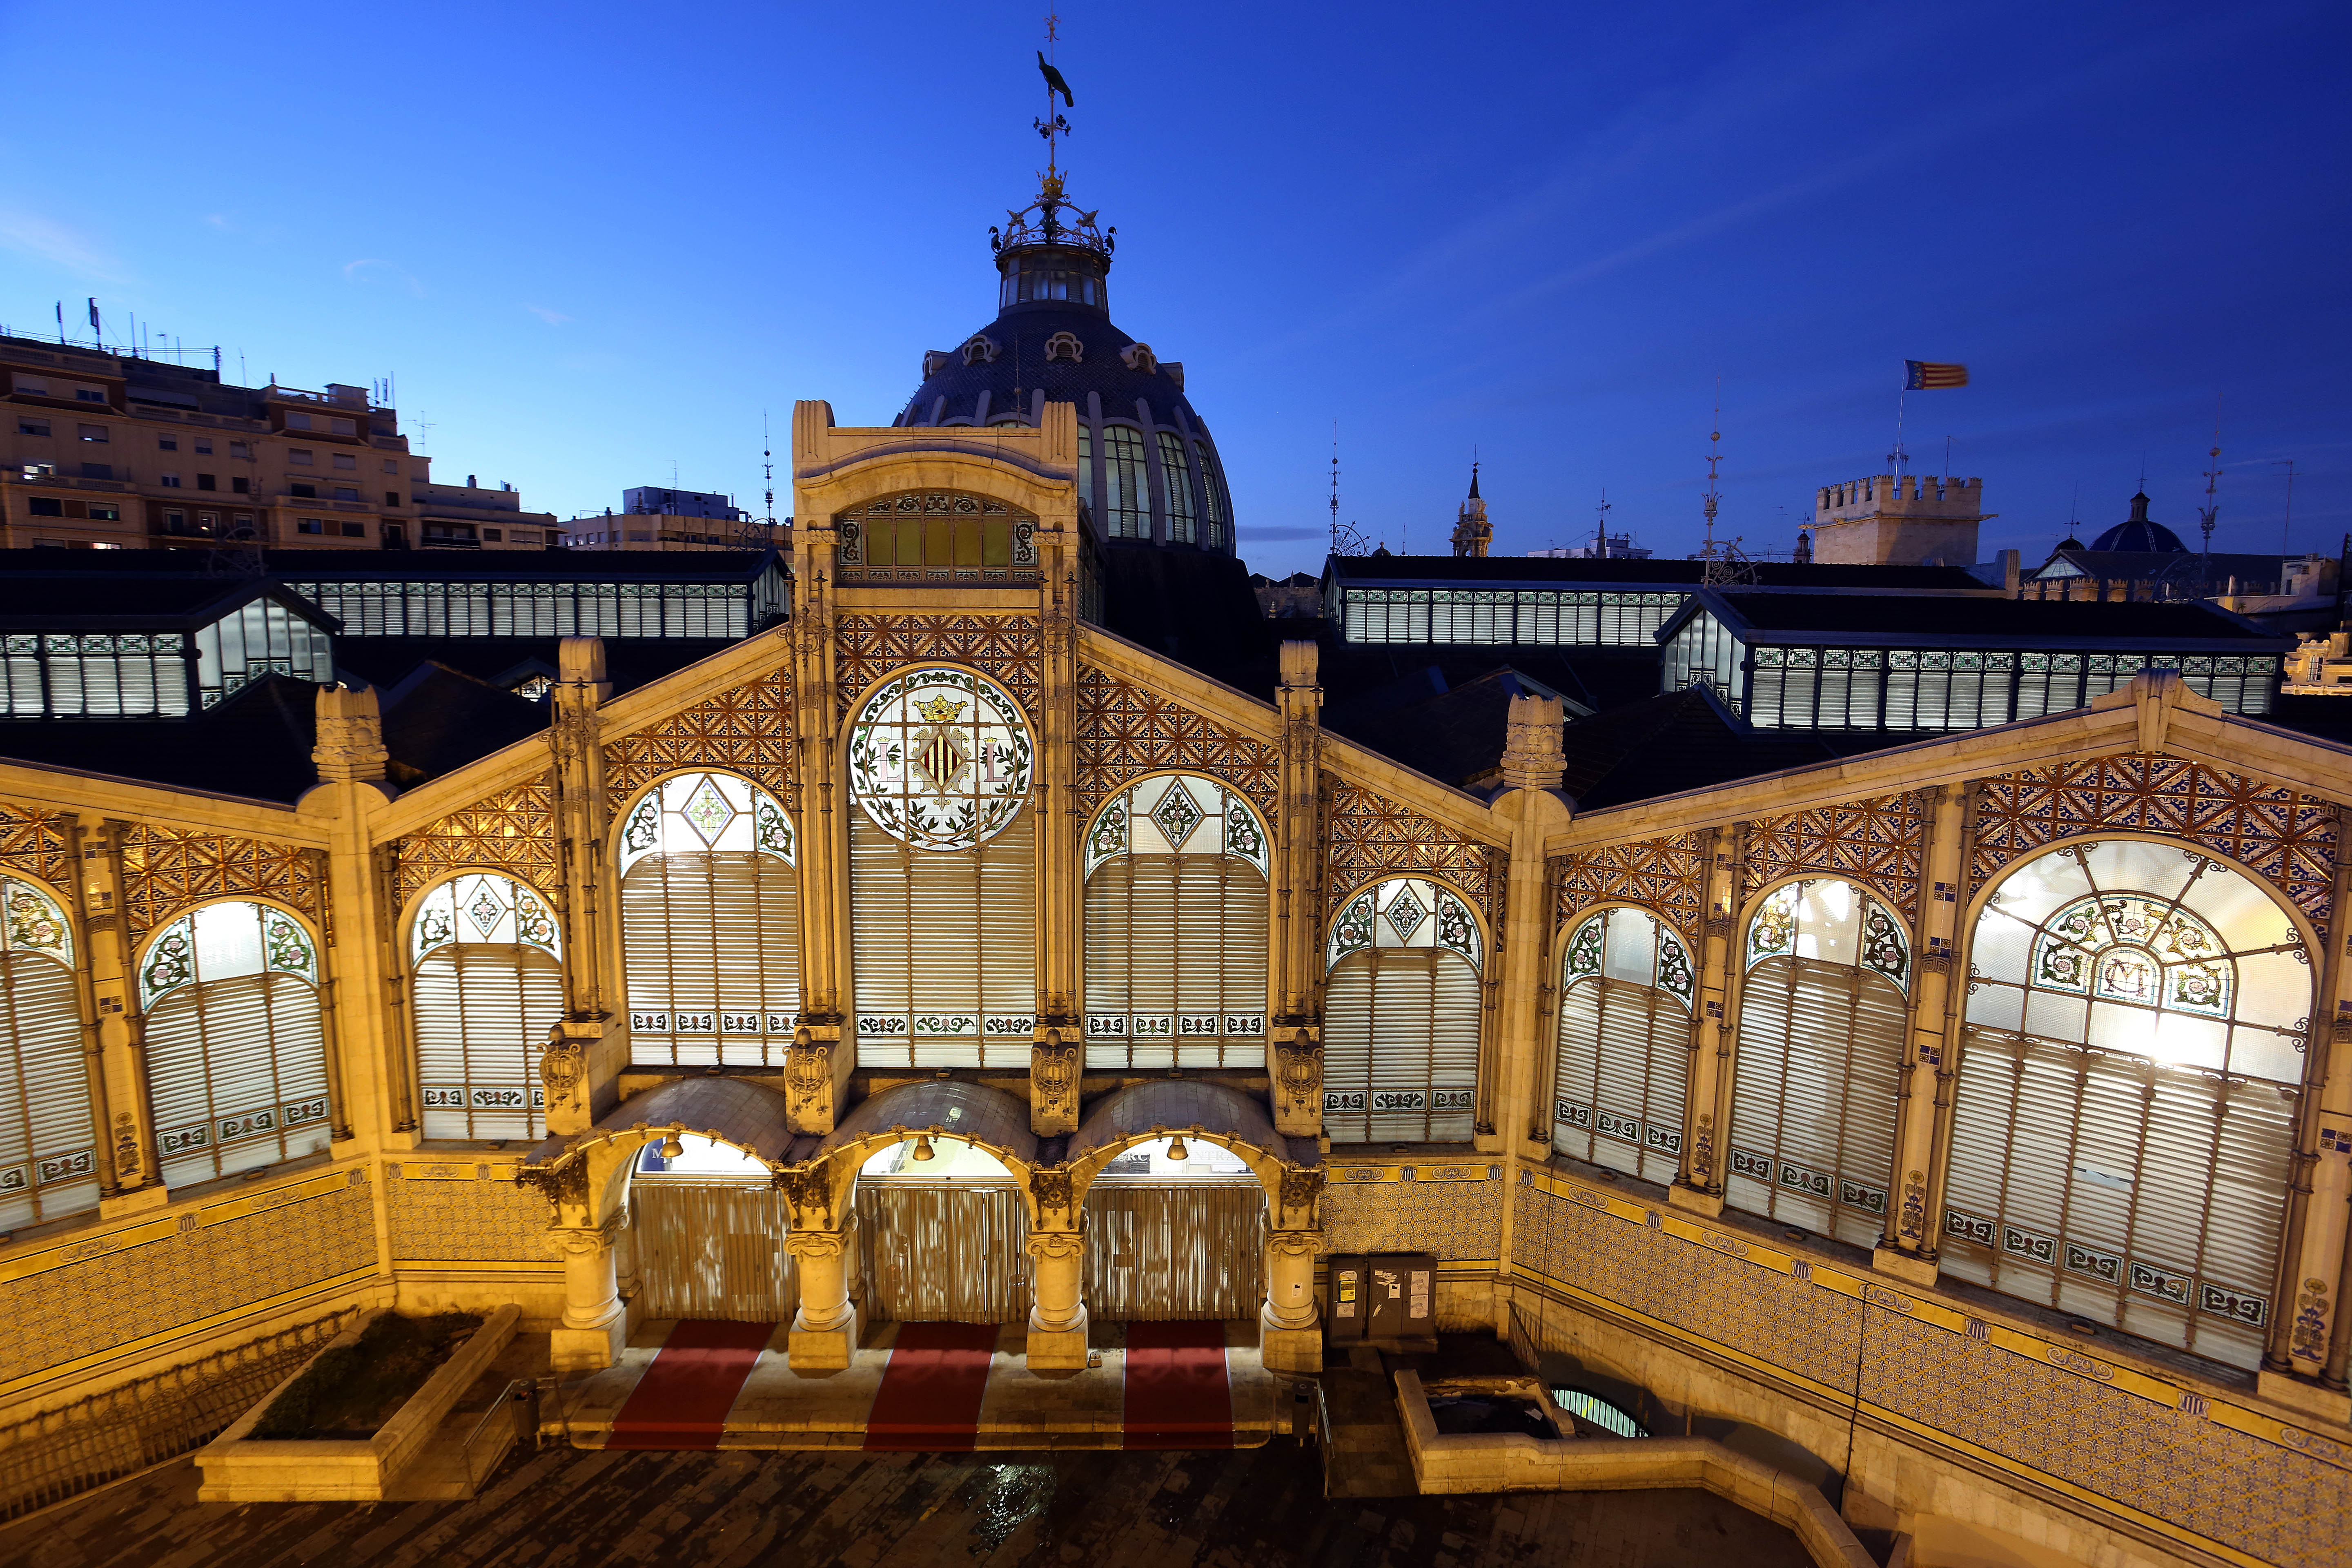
[1728,880,1909,1247]
[1324,878,1483,1143]
[1947,841,2307,1369]
[849,667,1036,1067]
[619,773,801,1068]
[0,878,97,1229]
[1552,907,1694,1183]
[410,873,562,1141]
[140,900,331,1187]
[1155,432,1197,545]
[1100,425,1150,539]
[1194,440,1227,550]
[1083,775,1270,1070]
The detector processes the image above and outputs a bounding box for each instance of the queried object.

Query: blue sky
[2,1,2344,578]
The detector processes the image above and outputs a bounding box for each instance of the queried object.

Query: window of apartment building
[157,436,178,451]
[17,419,49,437]
[159,472,181,488]
[195,439,213,455]
[78,463,111,481]
[164,509,186,530]
[196,474,216,491]
[287,448,312,464]
[383,490,400,506]
[297,518,325,535]
[382,459,399,474]
[198,512,219,530]
[13,379,47,395]
[27,498,62,517]
[483,529,503,541]
[511,530,537,545]
[284,412,312,430]
[77,424,107,443]
[290,483,316,499]
[229,441,250,459]
[332,486,359,502]
[232,512,253,532]
[341,521,367,538]
[232,477,249,494]
[332,453,356,470]
[329,417,356,436]
[74,388,105,403]
[88,504,120,521]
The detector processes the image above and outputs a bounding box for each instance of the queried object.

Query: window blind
[0,953,98,1230]
[145,971,332,1187]
[412,946,562,1141]
[624,851,802,1068]
[1553,977,1688,1184]
[1083,856,1269,1070]
[1323,948,1480,1144]
[851,811,1036,1067]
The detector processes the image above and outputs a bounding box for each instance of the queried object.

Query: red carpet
[605,1320,775,1449]
[1122,1321,1233,1449]
[863,1322,1000,1451]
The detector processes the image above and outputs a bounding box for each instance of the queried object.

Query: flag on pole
[1905,360,1968,390]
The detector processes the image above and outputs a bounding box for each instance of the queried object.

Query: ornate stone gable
[1969,755,2338,937]
[1555,830,1708,938]
[835,613,1041,722]
[1742,792,1929,925]
[604,666,793,808]
[1073,664,1280,816]
[393,775,560,906]
[0,802,74,891]
[119,824,327,941]
[1325,780,1504,929]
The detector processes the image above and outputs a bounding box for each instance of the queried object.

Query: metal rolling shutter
[854,1182,1031,1323]
[1124,858,1180,1069]
[624,851,801,1069]
[412,947,561,1142]
[1082,858,1134,1069]
[2187,1073,2294,1366]
[852,811,1036,1069]
[1193,862,1267,1069]
[145,973,328,1188]
[1728,957,1902,1248]
[0,954,98,1230]
[631,1183,797,1323]
[1083,1181,1267,1320]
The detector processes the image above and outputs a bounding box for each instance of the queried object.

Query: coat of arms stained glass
[849,667,1033,851]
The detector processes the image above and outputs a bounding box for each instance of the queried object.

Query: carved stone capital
[784,1229,847,1261]
[1267,1228,1327,1259]
[1026,1229,1085,1263]
[1497,693,1566,792]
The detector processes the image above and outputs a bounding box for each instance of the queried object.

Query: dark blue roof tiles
[895,302,1205,433]
[2089,492,2189,554]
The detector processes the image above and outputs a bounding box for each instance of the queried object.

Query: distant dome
[893,176,1234,556]
[2089,491,2186,553]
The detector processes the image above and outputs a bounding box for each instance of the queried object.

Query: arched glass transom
[412,873,562,962]
[619,771,794,878]
[1553,907,1693,1183]
[1746,879,1909,987]
[1946,840,2309,1368]
[848,666,1033,851]
[1328,876,1483,970]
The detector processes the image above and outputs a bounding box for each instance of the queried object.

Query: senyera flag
[1906,361,1969,390]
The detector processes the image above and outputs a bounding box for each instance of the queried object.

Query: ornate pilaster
[2282,806,2352,1409]
[1878,783,1969,1286]
[788,414,850,1129]
[75,816,151,1207]
[1272,641,1324,1138]
[1489,694,1570,1160]
[546,637,623,1135]
[1029,1029,1082,1135]
[1033,466,1083,1130]
[1679,823,1741,1214]
[546,1210,630,1374]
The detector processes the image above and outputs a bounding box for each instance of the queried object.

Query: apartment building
[0,333,557,552]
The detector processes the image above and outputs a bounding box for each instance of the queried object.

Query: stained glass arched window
[0,877,97,1229]
[1552,907,1694,1183]
[1727,879,1909,1247]
[619,772,801,1068]
[1083,774,1270,1070]
[849,666,1036,1067]
[140,900,331,1186]
[411,872,562,1141]
[1947,840,2307,1369]
[1323,878,1483,1144]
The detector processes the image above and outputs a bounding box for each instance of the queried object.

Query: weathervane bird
[1038,51,1074,107]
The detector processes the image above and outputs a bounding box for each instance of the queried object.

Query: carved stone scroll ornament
[1030,1166,1074,1218]
[1030,1030,1081,1128]
[540,1031,586,1099]
[1274,1029,1323,1120]
[775,1166,834,1229]
[785,1033,832,1115]
[515,1155,590,1211]
[1277,1165,1326,1226]
[783,1228,847,1261]
[1267,1227,1326,1259]
[1025,1230,1085,1263]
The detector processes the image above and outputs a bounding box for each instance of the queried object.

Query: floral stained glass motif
[412,872,564,962]
[0,878,71,963]
[849,666,1033,852]
[2029,895,2231,1017]
[1560,907,1693,1011]
[1082,773,1270,880]
[1149,779,1205,851]
[138,900,318,1010]
[617,771,795,877]
[1326,877,1482,971]
[1745,880,1908,989]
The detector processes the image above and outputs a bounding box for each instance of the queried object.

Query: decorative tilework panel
[1743,793,1927,926]
[393,775,559,906]
[605,666,793,810]
[387,1170,554,1263]
[0,1173,376,1385]
[1866,1312,2350,1568]
[0,803,73,891]
[1074,665,1281,817]
[1556,831,1707,936]
[1327,782,1505,930]
[1970,756,2337,939]
[1320,1165,1503,1260]
[118,825,326,941]
[835,614,1041,722]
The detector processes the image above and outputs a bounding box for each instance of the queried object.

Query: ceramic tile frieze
[0,802,74,892]
[604,666,793,809]
[1320,1161,1503,1260]
[835,613,1041,722]
[118,824,327,942]
[1326,782,1505,930]
[1555,830,1708,937]
[392,775,560,906]
[1742,792,1928,925]
[1970,756,2337,938]
[386,1164,555,1263]
[1074,664,1281,817]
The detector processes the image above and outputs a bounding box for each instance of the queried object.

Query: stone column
[1270,641,1325,1139]
[1674,824,1740,1216]
[788,402,849,1134]
[1025,1230,1088,1369]
[1876,784,1967,1287]
[1031,408,1085,1136]
[77,816,159,1213]
[786,1229,860,1370]
[1262,1230,1325,1374]
[545,638,626,1134]
[1488,694,1571,1162]
[548,1218,628,1374]
[2274,809,2352,1419]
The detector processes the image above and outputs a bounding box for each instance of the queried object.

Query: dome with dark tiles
[2089,490,2187,552]
[893,175,1234,556]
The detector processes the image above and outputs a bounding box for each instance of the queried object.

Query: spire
[1451,464,1491,558]
[1467,462,1481,501]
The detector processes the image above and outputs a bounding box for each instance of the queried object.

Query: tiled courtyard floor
[0,1438,1811,1568]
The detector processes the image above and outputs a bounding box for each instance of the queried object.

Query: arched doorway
[632,1134,793,1323]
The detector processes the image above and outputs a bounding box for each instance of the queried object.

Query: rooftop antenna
[1698,383,1753,588]
[1329,421,1340,555]
[2272,457,2296,556]
[1595,489,1612,557]
[760,410,777,545]
[2196,396,2223,590]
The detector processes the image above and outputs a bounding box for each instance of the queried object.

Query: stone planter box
[197,1305,519,1503]
[1393,1368,1878,1568]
